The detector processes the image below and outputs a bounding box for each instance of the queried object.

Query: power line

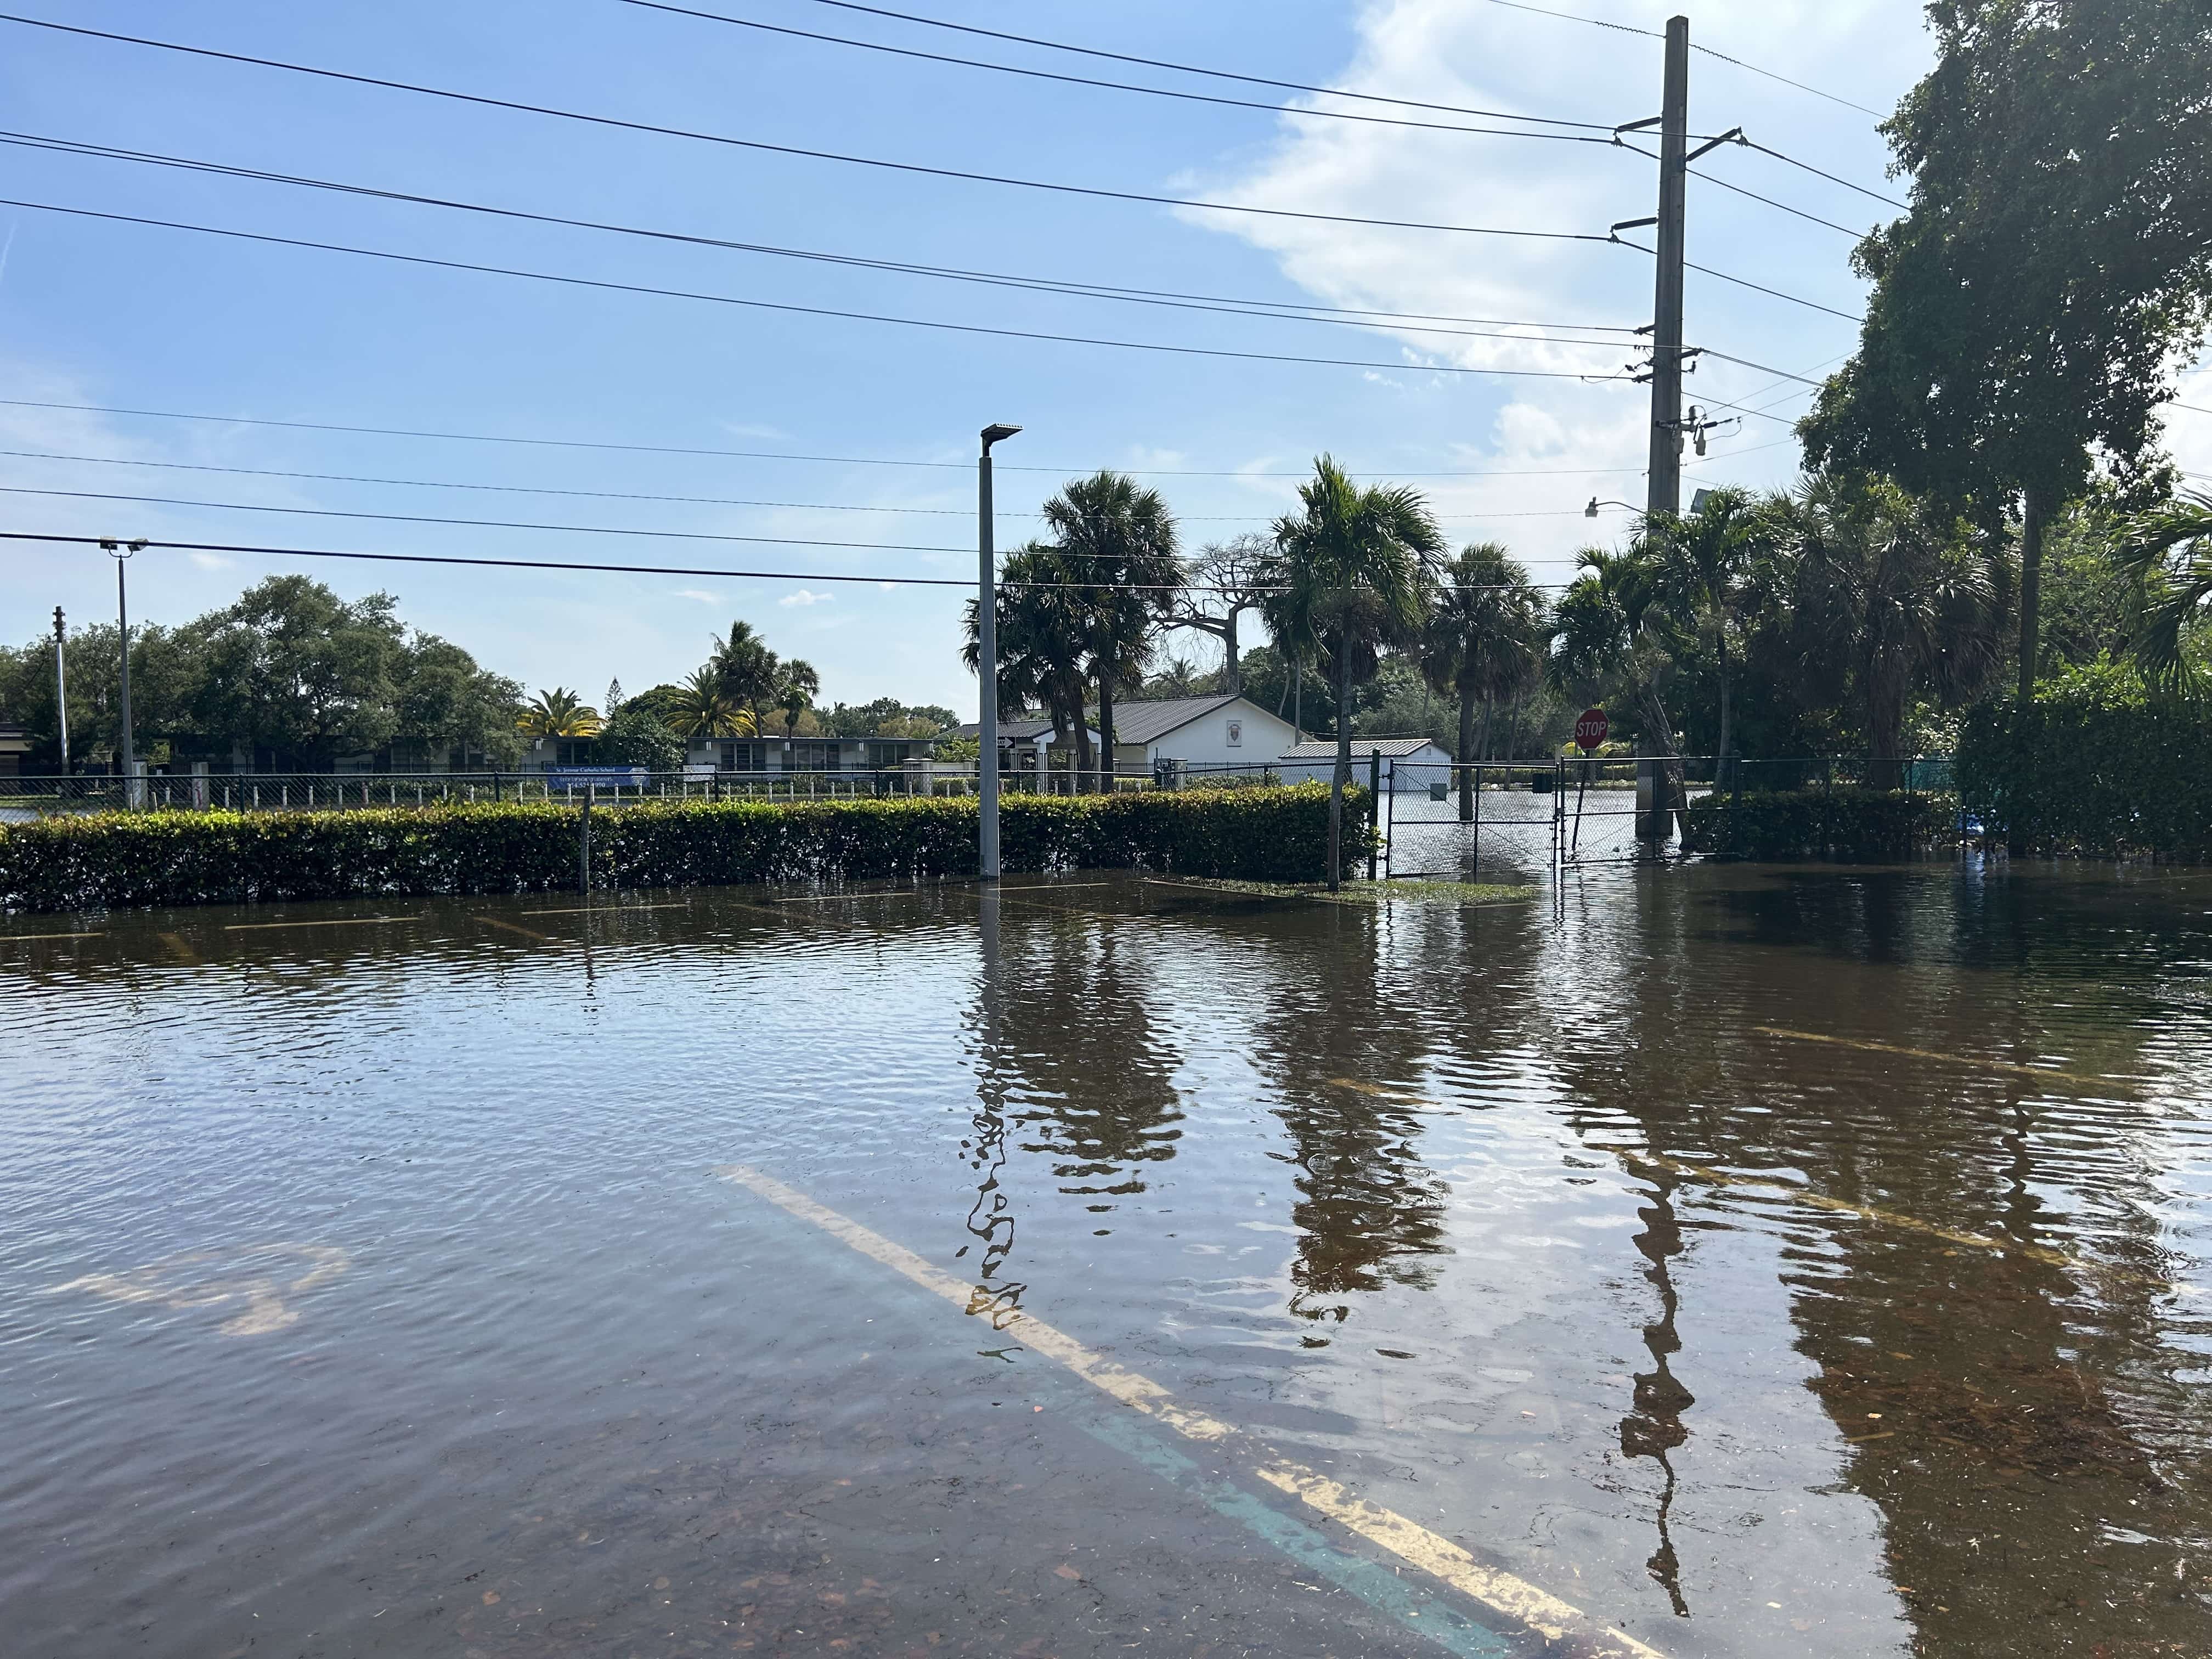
[626,1,1622,145]
[0,14,1614,244]
[0,397,1656,478]
[1612,234,1865,323]
[0,484,1635,549]
[2,130,1643,346]
[1474,0,1888,120]
[1741,138,1906,210]
[8,531,1583,591]
[0,195,1637,383]
[1617,133,1868,236]
[788,0,1618,127]
[0,446,1621,520]
[0,484,973,552]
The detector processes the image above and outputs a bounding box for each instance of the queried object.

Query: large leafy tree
[1802,0,2212,709]
[1263,456,1443,889]
[177,577,414,769]
[1040,471,1181,788]
[1419,543,1548,821]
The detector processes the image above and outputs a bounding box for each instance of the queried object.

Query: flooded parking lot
[4,862,2211,1657]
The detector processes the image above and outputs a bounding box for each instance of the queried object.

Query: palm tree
[710,620,781,724]
[1550,547,1685,834]
[665,666,755,738]
[964,545,1096,786]
[2112,490,2212,688]
[1633,487,1786,786]
[1263,456,1443,890]
[776,658,821,737]
[1420,542,1549,821]
[1783,473,2003,788]
[1041,471,1181,792]
[516,686,602,739]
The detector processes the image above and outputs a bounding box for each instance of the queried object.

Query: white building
[1084,694,1304,780]
[1277,735,1451,791]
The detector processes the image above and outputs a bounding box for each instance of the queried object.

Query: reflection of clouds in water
[58,1243,348,1336]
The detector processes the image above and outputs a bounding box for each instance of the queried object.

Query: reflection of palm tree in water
[1618,1164,1694,1618]
[1275,1096,1451,1327]
[957,914,1184,1326]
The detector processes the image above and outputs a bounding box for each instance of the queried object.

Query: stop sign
[1575,707,1610,753]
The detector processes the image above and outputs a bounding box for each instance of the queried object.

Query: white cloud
[188,551,234,570]
[779,588,833,607]
[673,588,721,604]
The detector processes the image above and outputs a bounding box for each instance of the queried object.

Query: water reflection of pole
[962,888,1026,1325]
[1619,1162,1695,1618]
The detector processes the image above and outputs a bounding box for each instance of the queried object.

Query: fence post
[579,787,594,895]
[1367,749,1381,880]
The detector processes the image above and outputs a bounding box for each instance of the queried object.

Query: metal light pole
[977,422,1021,881]
[52,606,69,773]
[104,539,144,806]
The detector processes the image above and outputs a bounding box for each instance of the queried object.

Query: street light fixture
[101,538,146,807]
[1584,498,1639,518]
[977,423,1021,882]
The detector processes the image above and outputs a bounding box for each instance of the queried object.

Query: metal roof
[1081,693,1257,746]
[1279,737,1444,759]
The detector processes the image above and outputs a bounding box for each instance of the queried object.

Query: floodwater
[4,863,2211,1658]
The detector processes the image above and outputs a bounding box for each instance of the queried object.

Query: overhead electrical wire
[0,447,1615,520]
[1740,138,1906,210]
[0,14,1614,245]
[625,1,1622,145]
[0,398,1654,478]
[1472,0,1888,120]
[0,196,1637,383]
[8,532,1585,591]
[0,131,1642,347]
[0,484,1633,546]
[1612,233,1865,324]
[787,0,1620,127]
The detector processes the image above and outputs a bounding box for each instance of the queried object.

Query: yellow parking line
[225,916,417,932]
[517,903,693,917]
[1331,1078,1444,1108]
[475,916,552,942]
[0,930,104,943]
[1594,1144,2163,1284]
[1754,1026,2119,1088]
[715,1163,1666,1659]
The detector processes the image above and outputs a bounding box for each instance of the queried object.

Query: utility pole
[1646,15,1690,518]
[52,606,69,773]
[977,422,1021,882]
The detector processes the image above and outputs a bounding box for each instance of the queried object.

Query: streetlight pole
[104,539,144,806]
[52,606,69,774]
[977,422,1021,882]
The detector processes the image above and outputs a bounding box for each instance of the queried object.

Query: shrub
[1679,787,1954,860]
[1955,661,2212,860]
[0,784,1369,912]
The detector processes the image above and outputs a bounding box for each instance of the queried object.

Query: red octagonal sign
[1575,707,1610,753]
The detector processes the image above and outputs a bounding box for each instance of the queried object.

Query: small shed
[1277,736,1450,791]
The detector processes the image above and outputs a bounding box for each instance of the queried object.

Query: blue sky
[1,2,2202,715]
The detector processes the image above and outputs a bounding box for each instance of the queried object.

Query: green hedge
[0,784,1370,912]
[1679,787,1955,860]
[1956,661,2212,860]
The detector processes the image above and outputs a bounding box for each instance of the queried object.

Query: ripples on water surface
[4,864,2211,1657]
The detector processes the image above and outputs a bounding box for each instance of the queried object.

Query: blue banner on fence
[548,767,649,788]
